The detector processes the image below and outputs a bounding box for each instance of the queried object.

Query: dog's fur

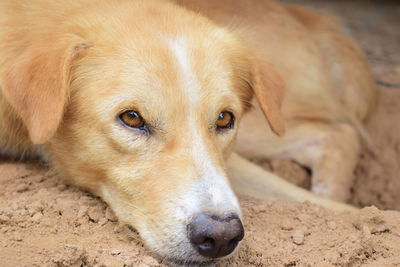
[0,0,376,264]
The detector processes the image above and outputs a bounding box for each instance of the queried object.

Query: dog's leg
[227,153,356,211]
[274,122,360,202]
[236,114,361,202]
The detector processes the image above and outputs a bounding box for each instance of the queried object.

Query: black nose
[187,214,244,258]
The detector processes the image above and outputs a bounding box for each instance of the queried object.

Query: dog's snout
[187,214,244,258]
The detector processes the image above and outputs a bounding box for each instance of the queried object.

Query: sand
[1,0,399,266]
[1,164,400,266]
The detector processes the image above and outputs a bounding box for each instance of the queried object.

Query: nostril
[197,237,215,251]
[188,214,244,259]
[229,237,240,247]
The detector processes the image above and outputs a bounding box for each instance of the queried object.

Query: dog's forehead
[74,20,245,118]
[102,33,242,112]
[164,36,233,102]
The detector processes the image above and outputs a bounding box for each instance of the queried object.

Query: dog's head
[2,1,284,264]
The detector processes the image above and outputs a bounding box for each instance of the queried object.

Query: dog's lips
[149,238,241,266]
[154,254,218,266]
[162,246,241,266]
[147,240,222,265]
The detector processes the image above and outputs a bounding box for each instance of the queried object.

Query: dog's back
[284,4,376,122]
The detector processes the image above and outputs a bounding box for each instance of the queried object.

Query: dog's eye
[119,110,146,130]
[216,111,235,131]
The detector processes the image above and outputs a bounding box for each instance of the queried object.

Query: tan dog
[0,0,375,264]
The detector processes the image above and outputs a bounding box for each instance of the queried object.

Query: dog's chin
[151,253,219,267]
[149,245,240,266]
[146,247,215,266]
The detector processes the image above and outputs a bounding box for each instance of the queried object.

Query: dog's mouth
[152,254,219,267]
[148,238,240,266]
[148,242,238,266]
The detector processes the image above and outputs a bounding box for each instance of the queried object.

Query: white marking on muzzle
[166,37,240,217]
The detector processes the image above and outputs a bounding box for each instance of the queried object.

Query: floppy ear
[250,59,286,135]
[236,55,286,136]
[2,34,90,144]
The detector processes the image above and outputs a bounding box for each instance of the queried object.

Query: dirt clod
[291,230,305,245]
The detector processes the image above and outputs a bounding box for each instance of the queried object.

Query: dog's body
[0,0,375,264]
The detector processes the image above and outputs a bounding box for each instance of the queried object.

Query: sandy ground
[1,0,400,266]
[1,164,400,266]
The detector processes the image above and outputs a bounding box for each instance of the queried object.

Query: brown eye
[216,111,235,131]
[119,110,146,130]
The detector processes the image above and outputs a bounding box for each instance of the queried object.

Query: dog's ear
[2,34,90,144]
[237,56,286,136]
[251,60,285,135]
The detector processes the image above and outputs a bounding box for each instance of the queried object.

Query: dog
[0,0,376,264]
